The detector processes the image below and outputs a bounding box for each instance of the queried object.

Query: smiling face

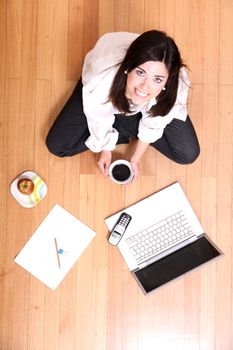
[125,61,169,105]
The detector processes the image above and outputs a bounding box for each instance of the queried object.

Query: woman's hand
[130,160,140,182]
[97,150,112,176]
[129,140,149,182]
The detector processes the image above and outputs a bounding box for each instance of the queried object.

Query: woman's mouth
[135,88,149,98]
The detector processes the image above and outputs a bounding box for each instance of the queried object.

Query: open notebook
[14,204,96,290]
[105,182,223,295]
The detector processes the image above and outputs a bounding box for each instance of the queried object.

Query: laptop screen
[134,236,221,294]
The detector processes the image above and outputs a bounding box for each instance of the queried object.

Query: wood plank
[91,175,110,350]
[114,0,130,31]
[8,2,38,348]
[6,0,22,78]
[129,0,145,33]
[200,177,217,350]
[188,0,205,84]
[219,0,233,84]
[144,0,160,31]
[174,0,190,62]
[51,0,68,85]
[27,79,51,350]
[67,0,84,80]
[82,0,99,55]
[187,84,203,216]
[99,0,115,35]
[158,0,175,35]
[37,0,54,80]
[75,174,96,349]
[201,0,220,177]
[0,0,6,79]
[215,85,233,350]
[3,78,32,350]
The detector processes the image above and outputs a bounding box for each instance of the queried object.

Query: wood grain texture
[1,0,233,349]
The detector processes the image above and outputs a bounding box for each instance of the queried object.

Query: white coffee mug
[108,160,134,184]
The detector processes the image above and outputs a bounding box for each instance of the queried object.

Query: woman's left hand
[130,160,140,182]
[97,150,112,176]
[129,139,149,182]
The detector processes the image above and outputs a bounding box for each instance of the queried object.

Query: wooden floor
[0,0,233,349]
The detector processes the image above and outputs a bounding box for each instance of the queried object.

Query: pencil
[54,237,61,269]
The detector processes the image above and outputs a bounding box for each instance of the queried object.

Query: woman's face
[125,61,169,105]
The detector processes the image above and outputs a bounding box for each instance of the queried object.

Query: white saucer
[10,171,47,208]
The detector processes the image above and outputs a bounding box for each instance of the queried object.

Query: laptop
[105,182,223,295]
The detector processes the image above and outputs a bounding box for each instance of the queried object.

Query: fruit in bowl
[17,178,34,195]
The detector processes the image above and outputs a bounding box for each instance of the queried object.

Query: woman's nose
[139,77,151,90]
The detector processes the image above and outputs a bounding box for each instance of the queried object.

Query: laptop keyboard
[125,210,195,264]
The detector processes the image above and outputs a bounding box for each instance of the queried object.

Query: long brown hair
[109,30,184,116]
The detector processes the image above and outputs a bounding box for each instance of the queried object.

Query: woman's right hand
[97,150,112,176]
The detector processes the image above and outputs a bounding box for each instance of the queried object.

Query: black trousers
[46,79,200,164]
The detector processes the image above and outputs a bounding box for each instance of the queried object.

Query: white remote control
[108,212,132,246]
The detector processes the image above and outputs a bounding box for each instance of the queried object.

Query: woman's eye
[136,68,145,77]
[154,77,163,84]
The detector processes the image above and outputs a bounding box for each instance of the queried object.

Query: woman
[46,30,200,181]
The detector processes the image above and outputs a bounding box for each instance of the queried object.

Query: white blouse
[82,32,190,153]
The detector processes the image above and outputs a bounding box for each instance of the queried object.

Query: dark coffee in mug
[109,160,134,184]
[112,164,131,182]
